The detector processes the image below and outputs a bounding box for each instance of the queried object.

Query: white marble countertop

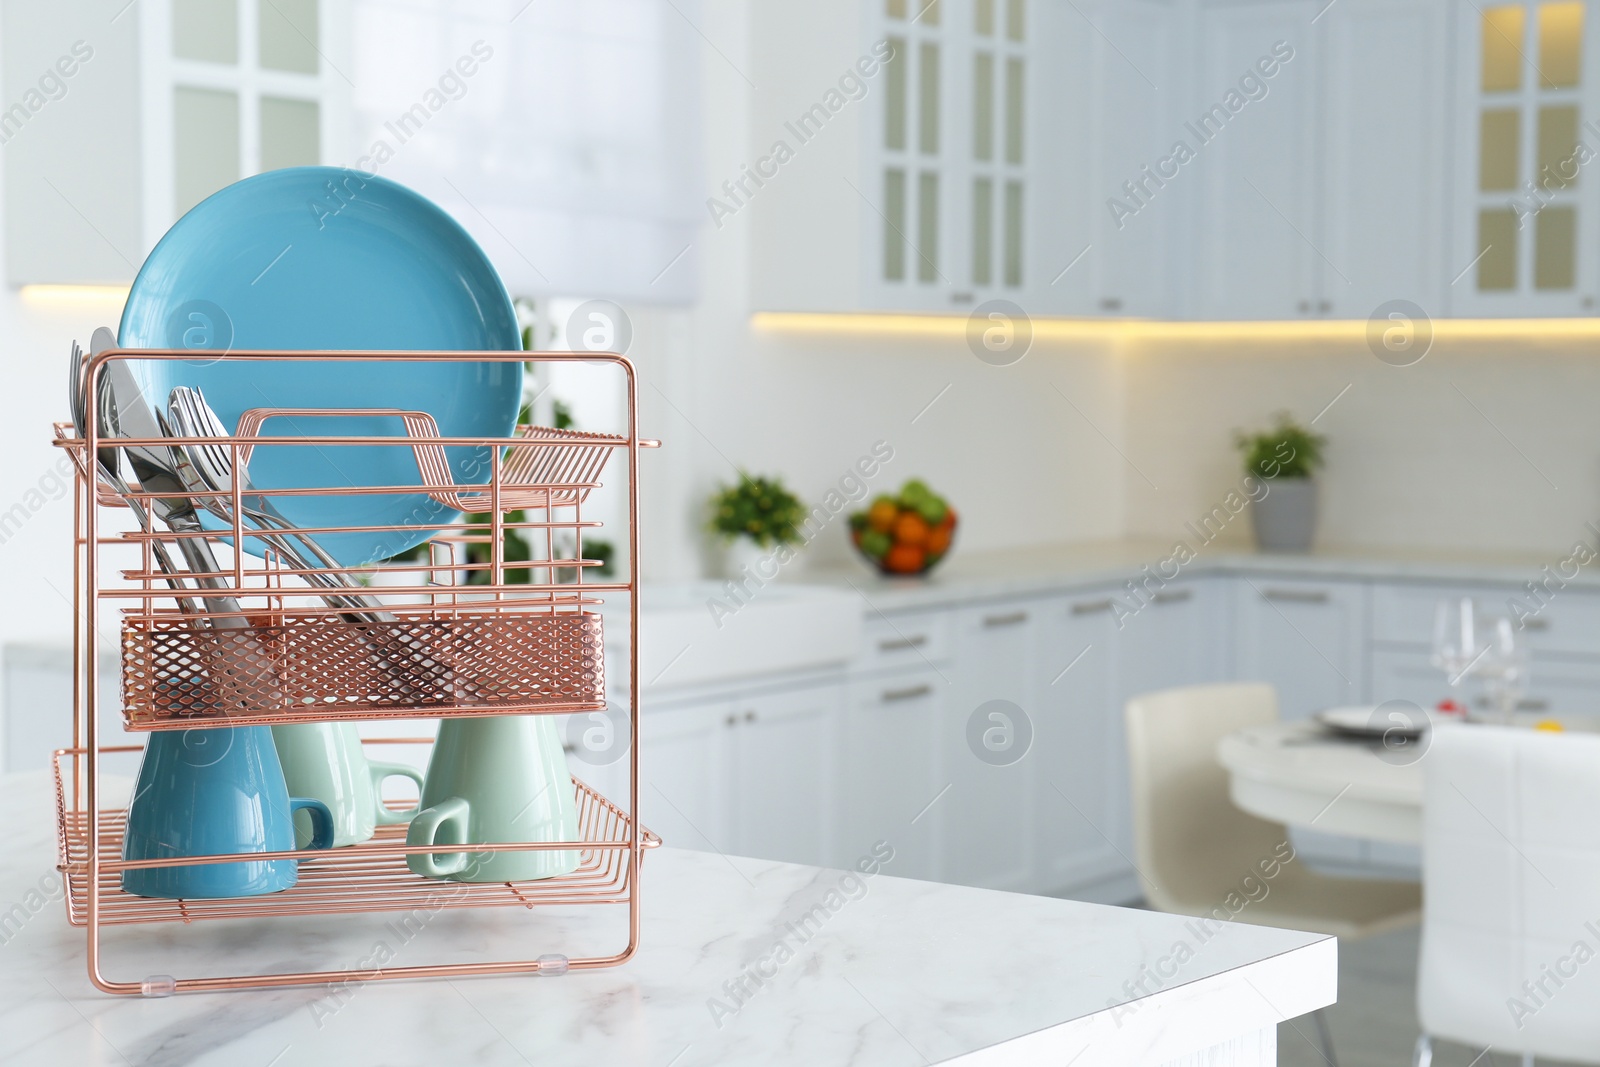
[1,772,1334,1066]
[796,537,1587,612]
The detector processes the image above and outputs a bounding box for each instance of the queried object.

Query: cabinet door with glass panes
[1,0,340,285]
[1454,1,1600,314]
[866,0,1046,311]
[147,0,341,229]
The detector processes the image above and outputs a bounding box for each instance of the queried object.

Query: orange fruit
[851,527,864,548]
[883,544,926,574]
[926,526,952,555]
[868,499,899,532]
[893,512,930,547]
[938,507,957,531]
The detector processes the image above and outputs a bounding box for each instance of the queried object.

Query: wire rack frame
[59,347,653,995]
[53,745,661,927]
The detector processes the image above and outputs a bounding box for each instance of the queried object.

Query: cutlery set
[53,168,652,993]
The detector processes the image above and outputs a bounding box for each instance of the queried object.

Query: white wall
[1120,334,1600,557]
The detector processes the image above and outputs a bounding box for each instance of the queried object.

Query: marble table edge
[949,934,1337,1066]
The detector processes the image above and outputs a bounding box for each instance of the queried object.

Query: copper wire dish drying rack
[56,347,658,995]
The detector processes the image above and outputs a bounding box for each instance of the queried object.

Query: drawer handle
[1071,598,1115,615]
[1473,696,1550,712]
[881,684,933,703]
[983,610,1029,627]
[1520,617,1551,631]
[1152,589,1192,605]
[1261,588,1329,604]
[878,634,928,652]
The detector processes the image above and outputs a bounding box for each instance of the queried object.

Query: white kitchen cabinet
[866,0,1045,311]
[2,0,340,285]
[858,609,955,673]
[1189,0,1321,319]
[728,683,839,867]
[1117,580,1228,697]
[1083,0,1184,317]
[839,670,946,880]
[1110,579,1227,848]
[1233,577,1368,716]
[637,679,843,867]
[637,702,734,855]
[943,597,1040,890]
[1372,644,1600,722]
[1372,579,1600,661]
[1187,0,1454,320]
[1320,0,1450,318]
[750,0,1060,314]
[1033,589,1124,893]
[1450,0,1600,314]
[1368,645,1456,710]
[1233,576,1369,866]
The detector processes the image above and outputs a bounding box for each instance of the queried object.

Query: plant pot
[722,538,800,581]
[1250,477,1317,553]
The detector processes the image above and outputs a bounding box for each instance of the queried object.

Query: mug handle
[289,797,335,851]
[407,796,470,877]
[368,762,426,825]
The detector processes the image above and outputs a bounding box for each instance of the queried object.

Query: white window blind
[346,0,703,301]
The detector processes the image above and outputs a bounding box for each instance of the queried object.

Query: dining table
[1216,719,1427,845]
[1215,712,1600,846]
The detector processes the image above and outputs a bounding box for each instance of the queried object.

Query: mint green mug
[272,722,424,848]
[406,715,580,882]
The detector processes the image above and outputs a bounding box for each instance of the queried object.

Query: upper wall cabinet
[749,0,1469,320]
[1185,0,1449,320]
[1451,0,1600,314]
[1079,0,1183,318]
[1320,0,1450,318]
[749,0,1075,314]
[2,0,339,286]
[1187,0,1321,320]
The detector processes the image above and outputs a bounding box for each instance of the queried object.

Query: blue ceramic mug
[122,725,334,899]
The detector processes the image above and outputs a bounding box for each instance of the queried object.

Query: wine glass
[1432,597,1528,723]
[1475,614,1529,724]
[1432,597,1477,685]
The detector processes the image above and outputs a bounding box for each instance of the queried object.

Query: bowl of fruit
[849,479,957,576]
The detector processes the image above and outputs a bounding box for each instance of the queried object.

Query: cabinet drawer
[1372,582,1600,658]
[859,611,953,672]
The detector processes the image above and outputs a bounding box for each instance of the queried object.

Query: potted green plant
[1235,412,1326,553]
[708,472,805,577]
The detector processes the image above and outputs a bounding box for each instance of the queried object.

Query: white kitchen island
[0,771,1332,1066]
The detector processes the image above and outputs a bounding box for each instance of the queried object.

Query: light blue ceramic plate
[118,166,521,566]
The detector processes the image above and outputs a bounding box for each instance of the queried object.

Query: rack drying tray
[53,749,658,927]
[119,607,606,729]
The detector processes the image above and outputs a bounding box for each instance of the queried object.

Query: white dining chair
[1125,682,1423,1065]
[1414,724,1600,1067]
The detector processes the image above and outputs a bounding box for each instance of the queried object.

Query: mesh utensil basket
[119,609,606,728]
